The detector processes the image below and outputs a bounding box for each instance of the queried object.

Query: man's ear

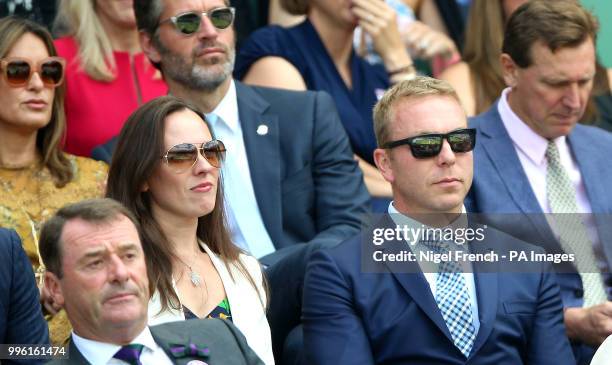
[373,148,394,184]
[500,53,519,88]
[44,271,65,308]
[140,30,161,64]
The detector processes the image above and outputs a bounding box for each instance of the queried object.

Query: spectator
[0,16,107,345]
[92,0,370,361]
[0,228,48,365]
[465,1,612,363]
[440,0,611,124]
[302,76,575,364]
[235,0,417,209]
[106,96,274,365]
[53,0,167,157]
[40,198,264,365]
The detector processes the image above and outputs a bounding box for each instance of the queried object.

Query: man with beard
[92,0,370,362]
[41,198,263,365]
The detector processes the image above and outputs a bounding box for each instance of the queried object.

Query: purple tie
[113,344,144,365]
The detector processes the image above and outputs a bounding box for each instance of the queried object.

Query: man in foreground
[41,198,262,365]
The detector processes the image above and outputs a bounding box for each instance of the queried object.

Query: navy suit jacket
[466,102,612,363]
[0,228,49,365]
[47,319,263,365]
[302,215,575,365]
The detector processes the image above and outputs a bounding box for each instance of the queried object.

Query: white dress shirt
[388,203,481,334]
[71,326,173,365]
[498,87,601,262]
[206,80,276,258]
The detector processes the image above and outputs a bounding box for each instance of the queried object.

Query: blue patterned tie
[113,343,144,365]
[421,239,476,357]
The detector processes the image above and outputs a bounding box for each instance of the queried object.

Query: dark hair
[0,16,73,186]
[280,0,309,15]
[133,0,231,35]
[40,198,140,278]
[106,95,261,312]
[502,0,598,68]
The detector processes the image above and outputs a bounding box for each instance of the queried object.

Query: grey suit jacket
[46,319,264,365]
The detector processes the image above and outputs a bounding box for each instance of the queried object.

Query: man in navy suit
[465,1,612,363]
[91,0,368,362]
[0,228,48,365]
[302,76,575,364]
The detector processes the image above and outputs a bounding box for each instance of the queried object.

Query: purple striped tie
[113,344,144,365]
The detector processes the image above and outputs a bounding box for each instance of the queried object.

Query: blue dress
[234,19,390,166]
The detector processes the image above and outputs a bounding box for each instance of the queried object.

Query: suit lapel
[68,338,93,365]
[476,106,555,243]
[235,82,282,246]
[150,325,190,364]
[467,228,499,358]
[377,216,455,344]
[569,129,612,267]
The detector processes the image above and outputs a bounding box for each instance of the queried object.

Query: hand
[565,302,612,346]
[351,0,412,70]
[402,21,457,60]
[39,284,62,315]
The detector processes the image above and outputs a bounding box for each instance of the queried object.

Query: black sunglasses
[162,140,226,173]
[159,7,235,35]
[383,128,476,158]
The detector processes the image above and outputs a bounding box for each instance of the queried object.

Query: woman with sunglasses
[0,16,108,344]
[52,0,167,157]
[106,96,274,365]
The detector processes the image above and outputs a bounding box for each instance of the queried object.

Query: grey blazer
[46,318,264,365]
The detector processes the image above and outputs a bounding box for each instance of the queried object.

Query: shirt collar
[388,202,467,234]
[498,87,568,165]
[207,79,240,133]
[72,326,157,365]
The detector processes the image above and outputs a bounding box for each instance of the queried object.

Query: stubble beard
[154,36,235,93]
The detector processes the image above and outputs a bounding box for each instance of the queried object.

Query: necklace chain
[176,255,202,287]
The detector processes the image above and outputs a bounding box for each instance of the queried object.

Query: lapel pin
[257,124,269,136]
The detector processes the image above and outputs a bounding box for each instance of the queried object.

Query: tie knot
[546,140,561,163]
[113,343,144,365]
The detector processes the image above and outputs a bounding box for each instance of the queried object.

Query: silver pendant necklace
[177,256,202,287]
[188,266,202,287]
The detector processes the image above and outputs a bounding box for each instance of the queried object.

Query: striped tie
[113,343,144,365]
[546,140,607,306]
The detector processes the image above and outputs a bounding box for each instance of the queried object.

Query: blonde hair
[373,76,460,147]
[54,0,116,81]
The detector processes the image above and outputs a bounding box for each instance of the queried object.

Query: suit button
[574,289,584,298]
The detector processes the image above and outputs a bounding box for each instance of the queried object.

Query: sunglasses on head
[159,7,236,35]
[0,57,65,88]
[383,128,476,158]
[162,140,226,173]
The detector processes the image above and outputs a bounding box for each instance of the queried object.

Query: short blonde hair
[373,76,460,147]
[54,0,117,81]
